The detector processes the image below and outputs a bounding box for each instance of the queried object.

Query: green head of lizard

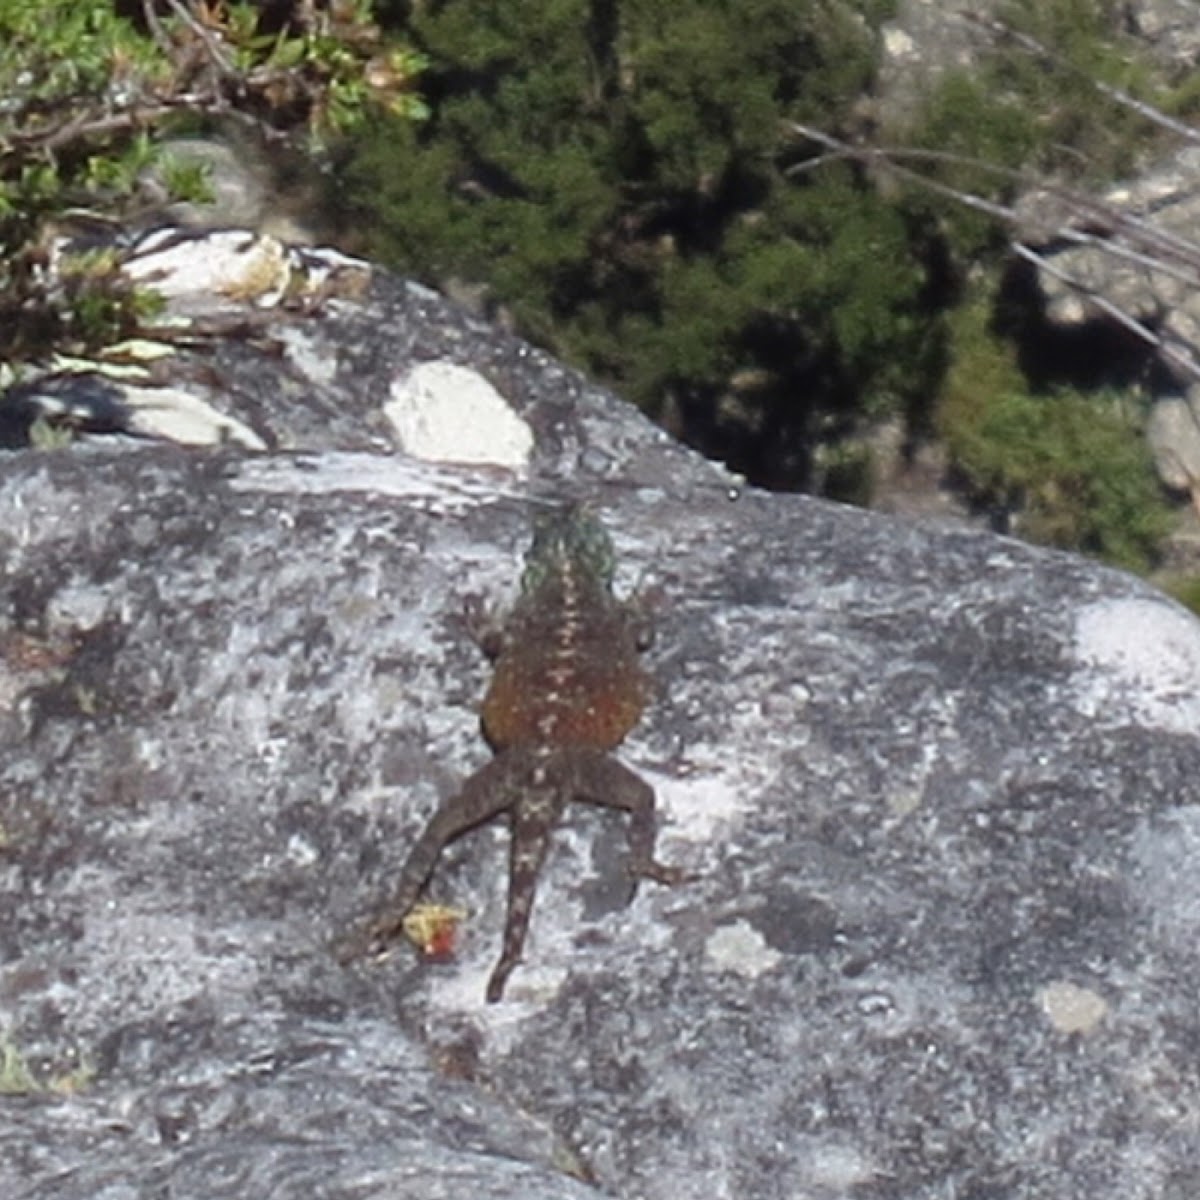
[521,506,616,594]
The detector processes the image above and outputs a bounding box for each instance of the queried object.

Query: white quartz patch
[383,361,533,470]
[704,920,781,981]
[1036,980,1108,1035]
[1072,597,1200,734]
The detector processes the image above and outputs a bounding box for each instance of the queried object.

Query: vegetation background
[3,0,1198,582]
[336,0,1199,576]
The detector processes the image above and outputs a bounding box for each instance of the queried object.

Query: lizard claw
[626,858,695,901]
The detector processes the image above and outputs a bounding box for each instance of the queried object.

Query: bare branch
[1013,241,1200,383]
[164,0,238,79]
[0,91,258,163]
[140,0,173,57]
[788,126,1200,267]
[785,122,1200,384]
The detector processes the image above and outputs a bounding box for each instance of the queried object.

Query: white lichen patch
[1071,597,1200,734]
[800,1141,880,1191]
[45,581,112,631]
[284,833,319,868]
[704,920,782,981]
[1129,806,1200,949]
[383,361,533,470]
[276,325,338,387]
[643,768,745,849]
[117,383,267,449]
[124,229,291,306]
[114,229,368,319]
[1036,980,1109,1035]
[882,27,917,59]
[228,451,511,516]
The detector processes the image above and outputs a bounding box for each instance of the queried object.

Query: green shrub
[1160,576,1200,617]
[339,0,945,489]
[0,1,425,361]
[938,299,1169,571]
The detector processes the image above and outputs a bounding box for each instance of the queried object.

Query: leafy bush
[0,0,425,361]
[938,298,1169,571]
[339,0,946,489]
[1161,576,1200,617]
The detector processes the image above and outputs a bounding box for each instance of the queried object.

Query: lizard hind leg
[336,752,523,966]
[486,761,567,1002]
[570,749,690,897]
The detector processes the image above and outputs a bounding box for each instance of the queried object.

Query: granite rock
[3,235,1200,1199]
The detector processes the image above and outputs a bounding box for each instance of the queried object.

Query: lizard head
[521,505,616,593]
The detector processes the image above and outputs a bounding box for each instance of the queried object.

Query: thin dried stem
[140,0,173,56]
[164,0,238,79]
[785,122,1200,382]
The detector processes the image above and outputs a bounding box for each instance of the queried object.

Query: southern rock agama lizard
[340,506,687,1002]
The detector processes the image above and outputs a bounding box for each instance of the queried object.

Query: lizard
[338,505,688,1003]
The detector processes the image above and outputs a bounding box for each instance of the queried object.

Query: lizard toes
[644,860,692,883]
[626,860,694,899]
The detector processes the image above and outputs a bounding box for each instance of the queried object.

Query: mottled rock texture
[3,241,1200,1199]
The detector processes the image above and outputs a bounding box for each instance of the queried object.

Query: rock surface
[1122,0,1200,69]
[4,235,1200,1199]
[876,1,996,129]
